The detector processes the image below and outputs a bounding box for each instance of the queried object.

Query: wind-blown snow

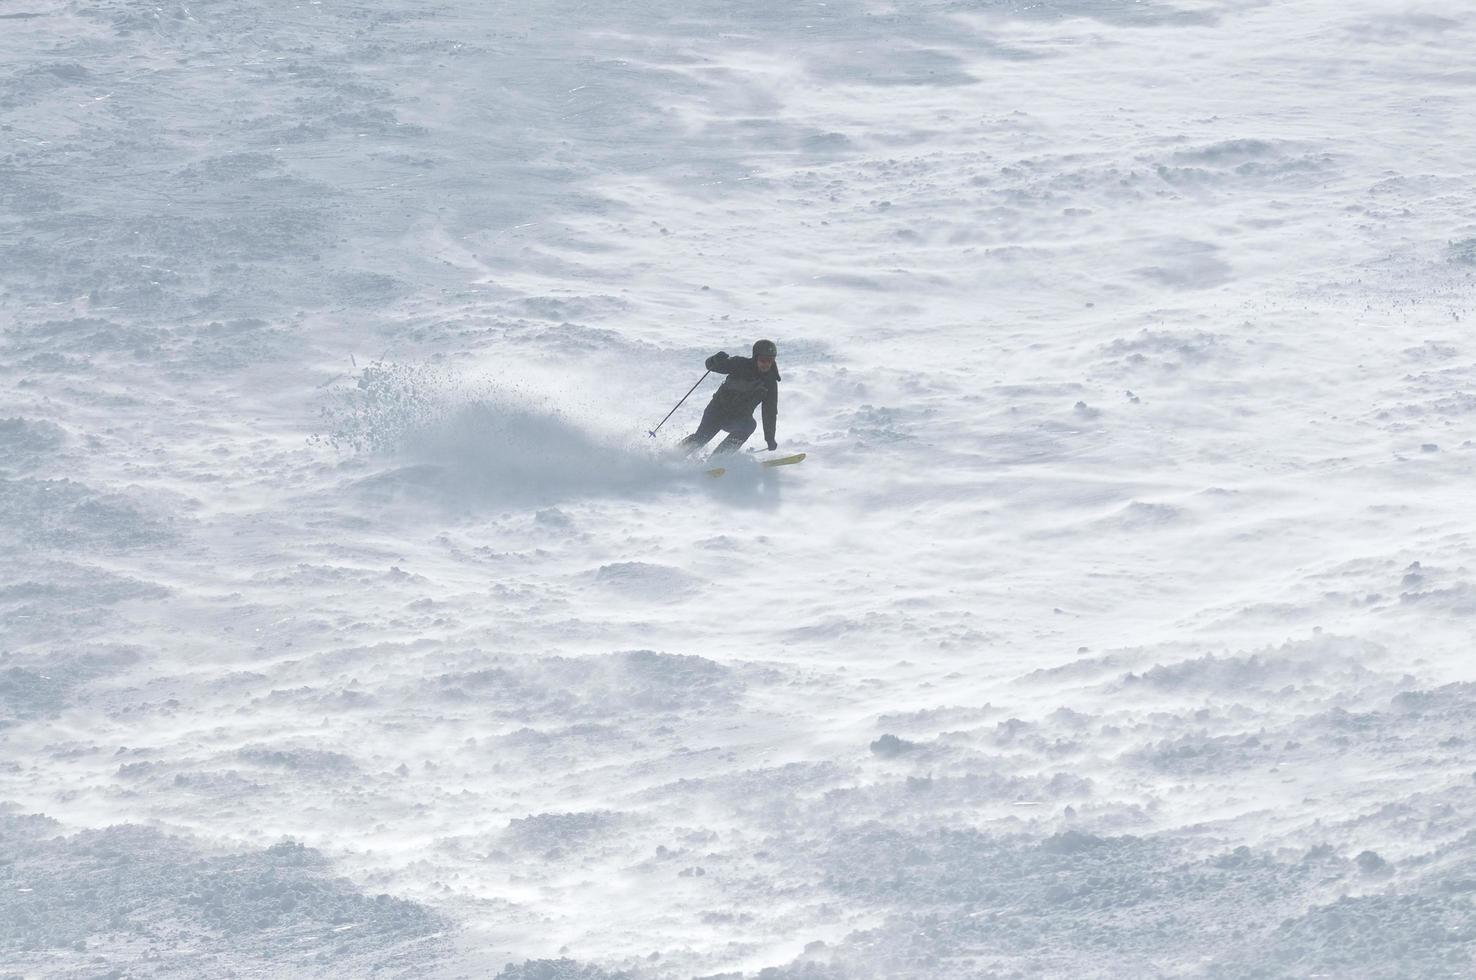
[4,0,1476,977]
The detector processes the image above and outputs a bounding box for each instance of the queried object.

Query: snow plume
[313,359,447,456]
[315,360,678,506]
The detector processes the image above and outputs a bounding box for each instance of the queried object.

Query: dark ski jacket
[706,351,780,444]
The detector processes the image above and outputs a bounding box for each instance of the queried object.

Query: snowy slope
[4,0,1476,976]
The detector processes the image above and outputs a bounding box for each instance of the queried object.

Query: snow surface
[4,0,1476,976]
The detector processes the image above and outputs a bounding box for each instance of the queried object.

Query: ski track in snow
[4,0,1476,976]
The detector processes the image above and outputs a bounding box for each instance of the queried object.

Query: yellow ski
[705,452,805,477]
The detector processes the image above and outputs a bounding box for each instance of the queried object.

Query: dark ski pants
[679,401,756,456]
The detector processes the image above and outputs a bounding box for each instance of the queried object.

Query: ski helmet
[752,339,777,359]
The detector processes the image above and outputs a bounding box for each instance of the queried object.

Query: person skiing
[679,339,780,456]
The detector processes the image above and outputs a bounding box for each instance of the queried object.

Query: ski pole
[648,371,709,438]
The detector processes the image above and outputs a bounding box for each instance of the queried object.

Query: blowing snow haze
[4,0,1476,977]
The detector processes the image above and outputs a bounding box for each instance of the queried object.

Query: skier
[679,339,780,456]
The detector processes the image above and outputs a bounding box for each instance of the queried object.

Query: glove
[713,350,728,361]
[766,439,778,452]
